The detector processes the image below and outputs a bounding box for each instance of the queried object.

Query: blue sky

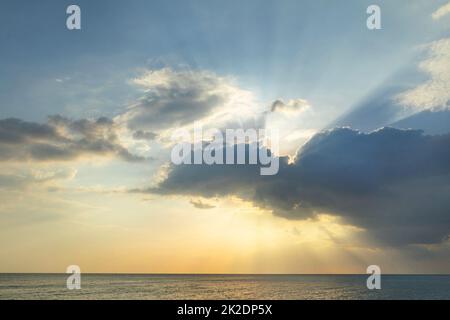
[1,0,448,122]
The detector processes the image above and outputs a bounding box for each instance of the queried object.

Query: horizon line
[1,272,450,276]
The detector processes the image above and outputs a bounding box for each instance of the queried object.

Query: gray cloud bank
[122,69,233,131]
[0,116,145,162]
[149,127,450,246]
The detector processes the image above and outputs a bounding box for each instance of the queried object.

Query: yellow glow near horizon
[0,187,368,273]
[3,188,450,274]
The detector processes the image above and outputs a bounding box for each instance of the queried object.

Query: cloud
[190,199,215,209]
[116,68,264,139]
[147,127,450,246]
[132,130,157,141]
[0,116,146,162]
[432,2,450,20]
[396,38,450,111]
[270,99,310,114]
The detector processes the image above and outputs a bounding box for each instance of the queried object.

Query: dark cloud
[270,99,310,114]
[132,130,157,141]
[0,118,59,144]
[0,116,146,162]
[148,127,450,246]
[190,199,215,209]
[122,68,232,131]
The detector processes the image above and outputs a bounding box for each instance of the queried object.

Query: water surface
[0,274,449,299]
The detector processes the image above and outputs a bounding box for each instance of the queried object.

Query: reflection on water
[0,274,449,300]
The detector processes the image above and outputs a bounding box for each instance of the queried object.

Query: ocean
[0,274,449,300]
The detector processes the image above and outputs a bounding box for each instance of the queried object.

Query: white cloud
[396,38,450,111]
[432,2,450,20]
[284,129,317,142]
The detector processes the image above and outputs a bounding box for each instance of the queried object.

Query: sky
[0,0,450,273]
